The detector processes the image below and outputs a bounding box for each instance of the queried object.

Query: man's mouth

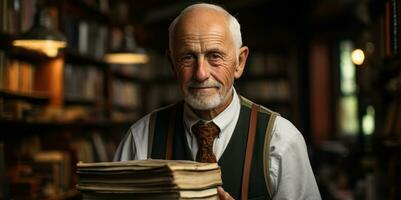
[188,86,219,94]
[190,86,216,89]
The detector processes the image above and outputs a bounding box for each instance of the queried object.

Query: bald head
[168,3,242,53]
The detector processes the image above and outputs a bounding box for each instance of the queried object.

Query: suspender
[264,112,277,198]
[241,103,260,200]
[165,104,177,160]
[147,112,157,158]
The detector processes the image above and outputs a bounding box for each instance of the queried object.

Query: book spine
[64,64,104,102]
[384,1,391,57]
[112,80,140,108]
[391,0,398,54]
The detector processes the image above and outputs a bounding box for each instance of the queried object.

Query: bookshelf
[0,0,142,199]
[359,0,401,199]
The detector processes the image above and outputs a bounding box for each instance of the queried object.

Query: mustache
[186,79,222,89]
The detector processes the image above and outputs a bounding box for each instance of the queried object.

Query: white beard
[183,78,230,110]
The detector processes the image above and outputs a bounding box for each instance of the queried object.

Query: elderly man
[114,3,321,200]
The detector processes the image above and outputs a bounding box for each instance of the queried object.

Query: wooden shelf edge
[112,104,141,112]
[0,89,50,103]
[111,71,143,83]
[64,49,108,67]
[64,97,99,106]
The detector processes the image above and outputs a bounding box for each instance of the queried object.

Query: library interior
[0,0,399,199]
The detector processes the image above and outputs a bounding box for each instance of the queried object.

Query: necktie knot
[191,121,220,163]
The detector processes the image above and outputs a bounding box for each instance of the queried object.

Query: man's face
[170,9,244,110]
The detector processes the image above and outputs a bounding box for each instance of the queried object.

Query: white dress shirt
[114,88,321,200]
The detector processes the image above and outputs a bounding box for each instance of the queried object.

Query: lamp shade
[104,48,149,64]
[12,6,67,57]
[104,26,149,64]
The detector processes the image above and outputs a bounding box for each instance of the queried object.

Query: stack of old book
[76,159,222,200]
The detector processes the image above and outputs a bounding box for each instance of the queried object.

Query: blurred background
[0,0,399,199]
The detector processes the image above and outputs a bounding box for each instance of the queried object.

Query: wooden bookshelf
[361,1,401,199]
[0,0,141,199]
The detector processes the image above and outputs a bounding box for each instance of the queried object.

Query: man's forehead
[174,8,229,32]
[172,25,230,50]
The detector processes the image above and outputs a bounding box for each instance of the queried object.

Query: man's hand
[217,187,234,200]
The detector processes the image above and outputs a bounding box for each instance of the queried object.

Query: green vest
[147,96,278,200]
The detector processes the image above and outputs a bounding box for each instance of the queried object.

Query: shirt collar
[183,87,240,138]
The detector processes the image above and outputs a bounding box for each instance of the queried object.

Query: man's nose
[194,56,210,82]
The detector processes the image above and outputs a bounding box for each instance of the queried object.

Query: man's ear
[166,50,178,80]
[234,46,249,79]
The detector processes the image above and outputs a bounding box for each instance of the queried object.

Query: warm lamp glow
[351,49,365,65]
[13,39,67,57]
[104,53,149,64]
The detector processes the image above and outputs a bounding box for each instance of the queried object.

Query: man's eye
[179,55,195,63]
[177,54,196,67]
[208,53,222,61]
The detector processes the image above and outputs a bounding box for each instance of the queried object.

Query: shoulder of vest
[238,95,280,116]
[151,102,180,115]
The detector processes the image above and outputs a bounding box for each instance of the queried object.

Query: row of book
[63,16,108,59]
[64,64,104,102]
[0,98,38,120]
[247,51,290,75]
[110,63,143,78]
[0,51,35,93]
[0,51,39,120]
[0,0,35,34]
[145,83,181,112]
[236,80,291,102]
[143,51,174,79]
[112,80,141,109]
[0,0,110,34]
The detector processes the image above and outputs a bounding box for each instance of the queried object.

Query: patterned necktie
[191,121,220,163]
